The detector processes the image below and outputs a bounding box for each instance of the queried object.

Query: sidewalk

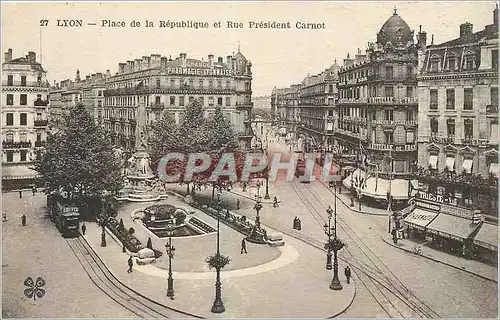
[381,233,498,283]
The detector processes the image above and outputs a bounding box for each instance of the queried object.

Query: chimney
[494,4,498,27]
[75,69,81,82]
[27,51,36,63]
[180,53,187,67]
[460,22,473,37]
[343,53,354,68]
[208,54,214,67]
[417,25,427,49]
[226,55,232,68]
[142,56,149,69]
[134,58,141,71]
[127,61,134,73]
[160,57,168,69]
[86,75,91,81]
[106,69,111,77]
[218,56,223,63]
[151,54,161,68]
[118,63,126,74]
[4,48,12,62]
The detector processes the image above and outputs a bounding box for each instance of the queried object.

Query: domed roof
[377,9,413,47]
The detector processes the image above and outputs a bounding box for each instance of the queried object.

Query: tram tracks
[66,236,203,319]
[286,180,440,318]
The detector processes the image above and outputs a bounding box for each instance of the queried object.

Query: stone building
[415,6,498,218]
[272,85,301,142]
[336,9,420,205]
[103,50,254,153]
[2,49,50,189]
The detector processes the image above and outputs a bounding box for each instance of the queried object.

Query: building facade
[272,85,301,142]
[336,10,419,204]
[415,7,498,218]
[2,49,50,189]
[103,51,254,153]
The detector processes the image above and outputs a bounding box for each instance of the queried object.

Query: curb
[327,280,357,318]
[334,194,389,216]
[381,235,497,283]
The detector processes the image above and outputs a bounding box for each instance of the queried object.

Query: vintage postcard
[1,1,498,319]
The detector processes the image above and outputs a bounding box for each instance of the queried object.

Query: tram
[47,194,80,238]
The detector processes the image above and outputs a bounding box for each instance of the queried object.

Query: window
[430,58,439,72]
[384,86,393,98]
[406,131,415,143]
[394,160,406,173]
[189,96,194,104]
[21,76,26,86]
[406,110,414,121]
[489,122,498,144]
[170,96,175,105]
[156,79,161,88]
[446,89,455,109]
[155,96,161,105]
[6,151,13,163]
[463,88,473,110]
[491,87,498,106]
[6,113,13,126]
[447,119,455,137]
[208,81,213,89]
[448,58,456,71]
[7,75,13,86]
[225,97,231,106]
[328,109,334,117]
[492,50,498,70]
[430,89,438,109]
[464,119,473,139]
[20,94,27,105]
[208,97,214,106]
[217,97,223,106]
[385,110,394,121]
[170,80,175,88]
[6,133,14,142]
[406,86,413,98]
[465,56,474,70]
[179,96,184,107]
[189,80,194,89]
[430,118,438,134]
[36,112,42,121]
[385,131,393,144]
[98,90,103,97]
[20,150,27,162]
[217,81,222,89]
[6,94,13,105]
[98,101,102,108]
[199,80,204,89]
[406,65,413,78]
[385,66,393,80]
[36,133,41,142]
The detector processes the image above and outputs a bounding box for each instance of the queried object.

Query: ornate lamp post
[206,192,230,314]
[323,205,334,270]
[165,225,175,299]
[325,186,345,290]
[100,199,107,247]
[254,182,263,229]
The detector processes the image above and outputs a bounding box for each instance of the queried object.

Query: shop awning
[360,176,388,199]
[391,179,410,200]
[403,208,438,231]
[489,163,498,177]
[2,165,39,180]
[462,159,473,174]
[429,155,438,169]
[445,157,455,172]
[343,168,366,189]
[426,213,480,241]
[473,223,498,251]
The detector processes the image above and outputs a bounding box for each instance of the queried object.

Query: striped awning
[2,165,39,180]
[473,222,498,251]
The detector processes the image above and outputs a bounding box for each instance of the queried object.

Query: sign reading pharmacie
[166,65,235,77]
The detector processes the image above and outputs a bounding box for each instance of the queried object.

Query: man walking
[32,186,36,196]
[236,199,240,210]
[127,256,134,273]
[344,266,351,284]
[273,196,280,208]
[19,190,22,199]
[240,238,247,254]
[21,214,26,226]
[81,223,87,236]
[391,228,398,244]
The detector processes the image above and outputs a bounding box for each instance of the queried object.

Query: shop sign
[417,191,458,206]
[166,67,234,76]
[415,200,440,212]
[440,204,473,220]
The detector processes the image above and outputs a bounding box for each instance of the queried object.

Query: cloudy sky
[2,1,496,96]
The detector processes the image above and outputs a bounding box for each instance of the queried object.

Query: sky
[1,1,497,96]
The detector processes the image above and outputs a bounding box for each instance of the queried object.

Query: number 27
[40,20,49,27]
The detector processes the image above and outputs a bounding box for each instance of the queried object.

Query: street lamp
[165,225,175,299]
[324,186,345,290]
[261,146,271,200]
[323,205,334,270]
[254,184,263,229]
[100,199,107,247]
[206,192,230,314]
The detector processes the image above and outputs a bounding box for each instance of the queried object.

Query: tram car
[47,194,80,238]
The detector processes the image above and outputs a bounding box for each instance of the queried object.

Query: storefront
[473,222,498,265]
[403,204,439,240]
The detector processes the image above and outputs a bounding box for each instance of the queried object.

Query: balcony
[462,137,489,147]
[35,141,46,148]
[149,102,165,110]
[338,98,368,104]
[372,120,417,126]
[2,141,32,149]
[335,128,364,140]
[236,102,253,109]
[2,80,49,88]
[34,99,49,107]
[34,119,48,127]
[367,143,417,151]
[368,97,418,105]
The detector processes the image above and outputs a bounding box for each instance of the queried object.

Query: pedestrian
[19,190,22,199]
[21,214,26,226]
[32,186,36,196]
[293,216,298,230]
[344,266,351,284]
[240,238,247,254]
[273,196,280,208]
[81,223,87,236]
[391,228,398,244]
[297,218,302,231]
[2,212,7,222]
[127,256,134,273]
[236,199,240,210]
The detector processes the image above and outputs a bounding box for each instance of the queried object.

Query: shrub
[153,249,163,259]
[147,237,153,250]
[119,218,125,231]
[129,227,135,235]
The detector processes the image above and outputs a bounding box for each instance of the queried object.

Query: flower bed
[106,217,159,255]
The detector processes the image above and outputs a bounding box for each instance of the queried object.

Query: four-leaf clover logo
[24,277,46,301]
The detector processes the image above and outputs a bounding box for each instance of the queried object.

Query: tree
[33,103,123,216]
[146,237,153,250]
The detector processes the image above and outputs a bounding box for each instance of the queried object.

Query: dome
[377,9,413,47]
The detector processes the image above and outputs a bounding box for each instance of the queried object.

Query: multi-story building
[103,51,254,153]
[336,10,419,205]
[272,85,301,142]
[298,62,339,153]
[81,71,108,124]
[2,49,50,189]
[415,7,498,218]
